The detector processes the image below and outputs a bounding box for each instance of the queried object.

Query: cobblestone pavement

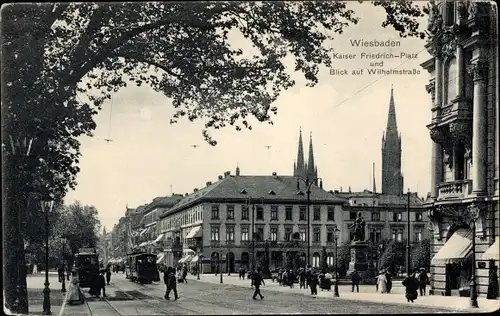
[56,273,461,315]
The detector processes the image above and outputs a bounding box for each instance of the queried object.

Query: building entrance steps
[196,274,500,312]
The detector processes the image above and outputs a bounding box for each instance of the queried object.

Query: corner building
[157,170,346,273]
[420,0,499,297]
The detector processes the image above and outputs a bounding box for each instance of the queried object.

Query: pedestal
[346,241,375,284]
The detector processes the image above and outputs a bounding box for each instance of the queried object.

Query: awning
[156,253,165,264]
[154,233,165,243]
[139,242,148,247]
[431,228,472,265]
[481,237,499,260]
[178,255,192,264]
[190,255,199,264]
[186,226,203,239]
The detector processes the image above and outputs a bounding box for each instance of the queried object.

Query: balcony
[437,180,473,201]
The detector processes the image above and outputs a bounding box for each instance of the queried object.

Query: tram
[125,252,159,283]
[73,247,99,288]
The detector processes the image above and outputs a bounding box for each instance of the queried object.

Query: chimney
[272,172,277,176]
[340,186,343,192]
[185,193,188,196]
[206,181,212,186]
[334,190,339,193]
[349,186,351,193]
[236,165,240,176]
[319,179,323,189]
[218,175,223,180]
[194,188,198,192]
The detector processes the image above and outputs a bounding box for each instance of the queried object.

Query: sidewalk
[196,274,500,313]
[26,274,65,315]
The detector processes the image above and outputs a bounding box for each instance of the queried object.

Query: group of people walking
[274,267,334,295]
[374,267,429,303]
[163,264,189,300]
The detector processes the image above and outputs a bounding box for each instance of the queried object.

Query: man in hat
[417,268,429,296]
[351,269,361,292]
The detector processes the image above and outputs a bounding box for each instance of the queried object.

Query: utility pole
[406,188,411,276]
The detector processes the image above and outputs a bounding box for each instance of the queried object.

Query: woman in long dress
[67,277,85,305]
[376,270,388,293]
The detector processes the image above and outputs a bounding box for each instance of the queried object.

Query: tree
[2,2,427,312]
[321,247,328,273]
[410,239,431,271]
[337,242,352,277]
[378,240,406,273]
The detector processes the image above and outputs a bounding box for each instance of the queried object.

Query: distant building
[293,128,319,185]
[157,169,346,273]
[420,0,499,297]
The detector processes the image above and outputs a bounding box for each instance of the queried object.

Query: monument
[346,212,375,284]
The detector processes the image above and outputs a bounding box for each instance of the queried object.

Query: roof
[143,195,184,214]
[330,189,423,207]
[164,175,346,216]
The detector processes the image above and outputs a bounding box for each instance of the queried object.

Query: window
[371,212,380,221]
[256,206,264,220]
[211,226,220,241]
[241,205,249,220]
[285,227,293,241]
[313,227,321,243]
[393,212,402,222]
[270,227,278,241]
[299,227,306,241]
[445,0,455,26]
[445,57,458,103]
[227,205,234,220]
[327,254,334,266]
[313,206,320,221]
[397,231,403,242]
[415,212,423,222]
[299,207,306,221]
[211,205,219,219]
[391,230,397,241]
[255,227,264,241]
[241,226,249,241]
[375,230,381,244]
[327,207,335,221]
[415,230,422,242]
[327,229,334,243]
[285,206,293,220]
[271,206,278,221]
[312,253,320,268]
[350,211,357,220]
[226,226,234,242]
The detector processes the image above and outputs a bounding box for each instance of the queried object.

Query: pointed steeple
[372,162,376,193]
[294,127,305,177]
[307,132,315,175]
[386,85,398,134]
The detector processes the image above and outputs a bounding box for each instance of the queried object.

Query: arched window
[312,252,321,268]
[445,57,458,104]
[327,253,335,266]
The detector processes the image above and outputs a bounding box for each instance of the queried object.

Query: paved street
[52,273,462,315]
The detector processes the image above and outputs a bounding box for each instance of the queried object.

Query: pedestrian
[98,270,106,298]
[67,277,85,305]
[238,267,243,280]
[105,264,112,285]
[487,261,499,299]
[182,265,188,283]
[282,270,288,287]
[32,263,38,275]
[305,268,311,288]
[385,269,393,293]
[299,268,306,289]
[376,270,388,293]
[417,268,429,296]
[309,271,318,295]
[351,269,361,293]
[324,270,332,291]
[242,267,246,280]
[288,269,295,288]
[252,267,265,300]
[402,271,418,303]
[165,267,179,300]
[58,265,64,283]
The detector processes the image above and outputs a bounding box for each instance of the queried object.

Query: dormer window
[240,189,247,194]
[268,190,276,195]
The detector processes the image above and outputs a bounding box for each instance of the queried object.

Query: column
[456,45,465,97]
[430,54,443,200]
[435,55,443,109]
[468,59,488,195]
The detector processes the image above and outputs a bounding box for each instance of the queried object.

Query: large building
[293,129,319,184]
[420,0,499,297]
[157,170,346,273]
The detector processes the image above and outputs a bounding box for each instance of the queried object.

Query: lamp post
[61,238,66,293]
[220,251,224,284]
[333,227,340,297]
[41,200,54,315]
[469,204,480,308]
[197,249,201,280]
[406,188,411,276]
[245,197,264,272]
[296,176,322,266]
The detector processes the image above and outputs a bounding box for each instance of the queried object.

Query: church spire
[386,84,398,135]
[294,127,305,177]
[307,132,315,175]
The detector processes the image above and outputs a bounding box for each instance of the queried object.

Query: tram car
[125,252,160,283]
[73,247,99,288]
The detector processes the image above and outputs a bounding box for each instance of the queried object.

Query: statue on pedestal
[350,212,366,242]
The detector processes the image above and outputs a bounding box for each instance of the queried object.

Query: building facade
[421,0,499,297]
[157,170,346,274]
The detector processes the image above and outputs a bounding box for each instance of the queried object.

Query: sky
[64,2,434,231]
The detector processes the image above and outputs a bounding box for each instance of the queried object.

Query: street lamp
[468,204,481,308]
[61,237,66,293]
[406,188,411,277]
[197,249,202,280]
[41,200,54,315]
[333,227,340,298]
[220,251,224,284]
[296,176,322,266]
